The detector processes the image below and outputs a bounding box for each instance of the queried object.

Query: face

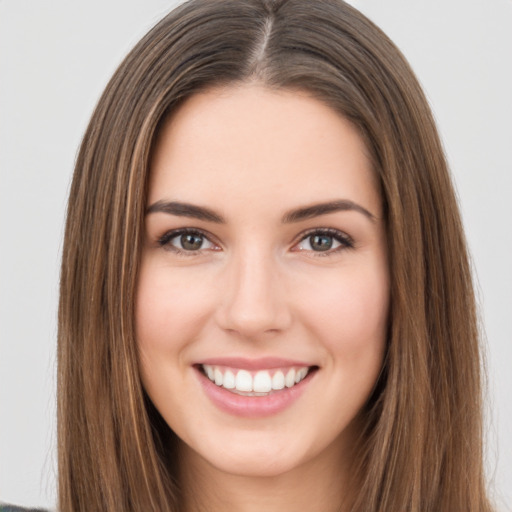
[137,85,389,480]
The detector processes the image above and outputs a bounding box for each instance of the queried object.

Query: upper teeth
[202,365,310,394]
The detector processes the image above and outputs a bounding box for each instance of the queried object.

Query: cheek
[135,260,215,419]
[299,262,389,357]
[135,260,215,353]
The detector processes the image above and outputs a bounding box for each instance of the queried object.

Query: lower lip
[195,367,315,418]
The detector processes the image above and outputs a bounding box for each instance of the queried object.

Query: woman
[52,0,493,510]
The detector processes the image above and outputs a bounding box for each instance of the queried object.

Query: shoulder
[0,505,48,512]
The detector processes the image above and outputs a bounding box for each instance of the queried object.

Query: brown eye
[180,233,204,251]
[158,229,217,253]
[294,229,354,254]
[309,234,334,251]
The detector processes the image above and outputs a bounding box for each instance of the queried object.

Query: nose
[215,249,292,339]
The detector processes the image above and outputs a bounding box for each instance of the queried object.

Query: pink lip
[197,356,312,370]
[194,365,317,418]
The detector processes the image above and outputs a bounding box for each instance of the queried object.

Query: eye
[293,229,354,254]
[158,229,218,254]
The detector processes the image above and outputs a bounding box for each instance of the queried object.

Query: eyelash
[157,228,219,256]
[293,228,354,256]
[157,227,354,257]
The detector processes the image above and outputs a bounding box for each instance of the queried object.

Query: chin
[178,420,349,481]
[190,445,308,479]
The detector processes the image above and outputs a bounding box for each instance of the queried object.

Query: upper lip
[197,357,315,370]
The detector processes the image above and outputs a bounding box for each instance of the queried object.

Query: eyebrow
[146,200,226,223]
[282,200,376,223]
[146,199,376,224]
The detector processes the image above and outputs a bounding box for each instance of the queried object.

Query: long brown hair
[58,0,493,510]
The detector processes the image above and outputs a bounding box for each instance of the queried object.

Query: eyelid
[157,227,221,255]
[291,227,354,254]
[155,226,354,256]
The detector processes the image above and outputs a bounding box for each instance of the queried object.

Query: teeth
[296,367,308,383]
[285,369,296,388]
[223,370,235,389]
[202,365,311,394]
[271,371,285,390]
[253,371,272,393]
[214,368,223,386]
[235,370,253,392]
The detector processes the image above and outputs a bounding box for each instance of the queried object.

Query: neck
[178,436,359,512]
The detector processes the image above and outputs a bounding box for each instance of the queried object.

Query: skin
[136,84,389,512]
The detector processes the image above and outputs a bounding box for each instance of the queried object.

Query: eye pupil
[310,234,333,251]
[181,233,203,250]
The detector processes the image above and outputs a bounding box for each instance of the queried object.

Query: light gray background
[1,0,511,509]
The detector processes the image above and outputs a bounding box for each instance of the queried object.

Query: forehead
[148,84,380,216]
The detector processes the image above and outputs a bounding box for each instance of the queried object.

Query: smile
[201,364,311,395]
[195,359,318,417]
